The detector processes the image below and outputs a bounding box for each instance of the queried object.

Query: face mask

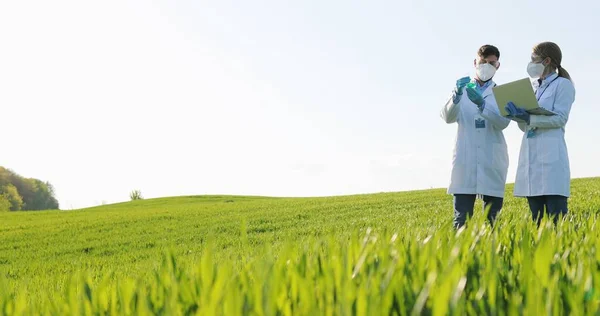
[527,62,545,78]
[475,63,497,82]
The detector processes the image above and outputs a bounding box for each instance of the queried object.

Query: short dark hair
[478,44,500,59]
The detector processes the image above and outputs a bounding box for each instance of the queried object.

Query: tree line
[0,166,59,211]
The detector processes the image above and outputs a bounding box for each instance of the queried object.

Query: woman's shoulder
[553,76,576,102]
[555,76,575,91]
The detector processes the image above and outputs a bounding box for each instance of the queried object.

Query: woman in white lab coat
[504,42,576,224]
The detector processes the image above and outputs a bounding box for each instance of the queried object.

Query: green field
[2,178,600,315]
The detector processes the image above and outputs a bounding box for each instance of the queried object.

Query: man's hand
[466,87,484,109]
[455,76,470,95]
[452,76,471,104]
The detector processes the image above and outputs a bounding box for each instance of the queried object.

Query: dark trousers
[527,195,568,224]
[453,194,503,228]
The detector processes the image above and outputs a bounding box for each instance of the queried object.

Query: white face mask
[475,63,497,82]
[527,62,545,78]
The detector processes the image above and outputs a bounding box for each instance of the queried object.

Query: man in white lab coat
[441,45,511,228]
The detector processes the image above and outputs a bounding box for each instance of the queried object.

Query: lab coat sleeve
[479,98,510,130]
[441,92,460,124]
[529,79,576,129]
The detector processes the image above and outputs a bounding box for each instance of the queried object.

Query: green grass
[2,178,600,314]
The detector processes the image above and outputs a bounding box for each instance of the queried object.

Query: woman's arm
[529,79,576,129]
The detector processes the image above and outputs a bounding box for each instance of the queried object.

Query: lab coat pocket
[492,143,508,170]
[452,137,465,164]
[538,136,559,165]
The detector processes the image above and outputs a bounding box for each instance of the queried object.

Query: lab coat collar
[480,80,496,98]
[539,72,559,88]
[476,78,494,91]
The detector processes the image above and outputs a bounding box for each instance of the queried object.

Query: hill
[2,177,600,314]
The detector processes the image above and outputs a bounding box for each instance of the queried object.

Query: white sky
[1,0,599,209]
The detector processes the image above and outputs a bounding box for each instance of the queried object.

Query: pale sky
[1,0,599,209]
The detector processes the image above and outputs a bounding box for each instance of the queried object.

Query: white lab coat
[513,73,576,197]
[441,81,511,198]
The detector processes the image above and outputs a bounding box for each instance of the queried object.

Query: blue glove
[466,87,485,109]
[505,102,530,124]
[452,76,471,104]
[455,76,470,95]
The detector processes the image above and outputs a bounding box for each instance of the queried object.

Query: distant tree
[0,195,11,211]
[28,179,59,210]
[7,172,35,208]
[1,184,23,211]
[0,166,60,211]
[43,181,60,209]
[130,190,143,201]
[0,167,11,187]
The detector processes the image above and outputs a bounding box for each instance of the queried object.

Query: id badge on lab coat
[475,118,486,129]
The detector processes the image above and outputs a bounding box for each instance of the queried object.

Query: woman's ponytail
[557,65,572,81]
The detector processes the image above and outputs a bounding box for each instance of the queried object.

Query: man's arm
[441,92,461,124]
[479,98,510,130]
